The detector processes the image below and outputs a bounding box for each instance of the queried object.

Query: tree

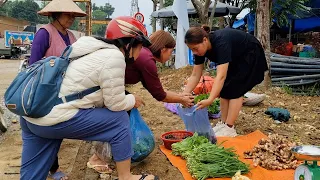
[0,0,12,16]
[242,0,309,27]
[256,0,272,87]
[271,0,309,27]
[92,10,107,20]
[151,0,158,32]
[0,0,49,24]
[92,24,106,37]
[92,3,99,11]
[255,0,308,87]
[9,0,41,23]
[162,0,175,33]
[100,3,115,18]
[90,3,115,37]
[153,0,209,33]
[190,0,211,24]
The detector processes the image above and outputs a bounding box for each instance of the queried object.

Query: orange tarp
[160,130,295,180]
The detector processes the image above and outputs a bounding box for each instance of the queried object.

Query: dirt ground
[0,60,319,180]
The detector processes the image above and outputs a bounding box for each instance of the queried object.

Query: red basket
[161,131,194,150]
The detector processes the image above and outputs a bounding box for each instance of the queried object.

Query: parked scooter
[18,53,30,73]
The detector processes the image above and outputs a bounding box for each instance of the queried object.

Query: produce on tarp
[164,134,191,140]
[172,133,209,159]
[244,134,298,170]
[172,133,250,180]
[232,171,251,180]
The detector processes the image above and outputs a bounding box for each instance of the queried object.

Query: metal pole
[159,0,164,30]
[289,19,292,42]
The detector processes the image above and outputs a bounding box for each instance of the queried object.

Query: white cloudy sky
[92,0,155,34]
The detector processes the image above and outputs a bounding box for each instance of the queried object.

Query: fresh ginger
[232,171,251,180]
[243,134,298,170]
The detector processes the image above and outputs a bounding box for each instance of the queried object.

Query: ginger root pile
[244,134,298,170]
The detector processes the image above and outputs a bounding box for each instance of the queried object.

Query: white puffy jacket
[24,36,135,126]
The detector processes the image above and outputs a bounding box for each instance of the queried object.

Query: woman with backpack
[183,27,268,137]
[28,0,86,179]
[19,16,158,180]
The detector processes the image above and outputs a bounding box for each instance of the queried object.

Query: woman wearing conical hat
[27,0,86,179]
[29,0,86,65]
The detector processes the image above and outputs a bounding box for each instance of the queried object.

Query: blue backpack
[4,46,100,118]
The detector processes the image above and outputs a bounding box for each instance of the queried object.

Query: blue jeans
[20,108,133,180]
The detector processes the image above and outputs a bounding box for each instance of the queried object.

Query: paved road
[0,59,20,96]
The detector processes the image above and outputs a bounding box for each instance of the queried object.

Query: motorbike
[18,53,30,73]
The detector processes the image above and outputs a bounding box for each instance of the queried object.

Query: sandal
[111,174,159,180]
[48,171,68,180]
[139,174,159,180]
[87,162,113,174]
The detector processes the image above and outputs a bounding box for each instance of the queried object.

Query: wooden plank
[79,19,111,25]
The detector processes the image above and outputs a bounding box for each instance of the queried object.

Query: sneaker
[215,124,238,137]
[212,121,225,133]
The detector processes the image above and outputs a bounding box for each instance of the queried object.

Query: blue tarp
[247,13,255,33]
[232,19,245,29]
[307,0,320,8]
[233,13,320,33]
[294,16,320,32]
[233,0,320,33]
[232,13,255,33]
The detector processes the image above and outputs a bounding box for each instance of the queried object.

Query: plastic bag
[130,108,155,162]
[94,142,113,163]
[184,76,214,95]
[177,105,217,144]
[94,109,155,163]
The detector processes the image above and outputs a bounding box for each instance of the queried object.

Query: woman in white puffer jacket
[20,16,159,180]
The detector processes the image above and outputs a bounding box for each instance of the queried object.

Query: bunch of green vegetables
[171,133,209,159]
[194,94,220,114]
[172,133,250,180]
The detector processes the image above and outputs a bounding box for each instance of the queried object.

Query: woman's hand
[133,95,145,108]
[196,99,213,110]
[180,93,194,108]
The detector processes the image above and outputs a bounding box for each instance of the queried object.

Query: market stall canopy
[151,1,241,18]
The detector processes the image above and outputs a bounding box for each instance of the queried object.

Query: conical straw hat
[38,0,86,17]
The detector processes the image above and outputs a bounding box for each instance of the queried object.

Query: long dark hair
[185,27,209,44]
[94,36,143,64]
